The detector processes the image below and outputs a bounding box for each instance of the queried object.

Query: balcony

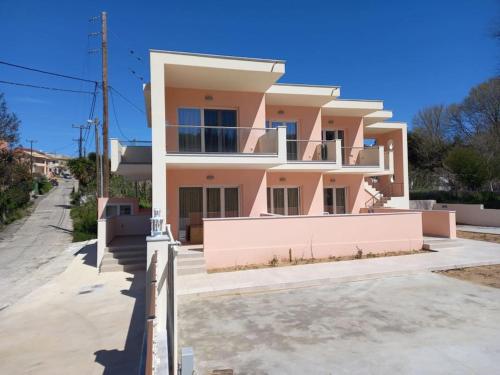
[164,125,287,168]
[334,146,393,175]
[110,139,152,180]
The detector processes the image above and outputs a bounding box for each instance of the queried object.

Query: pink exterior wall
[267,172,323,215]
[166,169,267,237]
[321,115,364,149]
[363,207,456,239]
[372,129,405,195]
[266,105,321,160]
[203,212,424,269]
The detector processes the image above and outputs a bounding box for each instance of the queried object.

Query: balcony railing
[342,146,381,167]
[286,140,339,162]
[165,125,278,155]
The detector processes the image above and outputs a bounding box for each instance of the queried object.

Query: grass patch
[70,198,97,242]
[457,230,500,244]
[208,249,428,274]
[437,265,500,289]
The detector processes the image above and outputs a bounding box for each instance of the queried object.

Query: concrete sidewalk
[178,238,500,296]
[0,242,145,375]
[457,225,500,235]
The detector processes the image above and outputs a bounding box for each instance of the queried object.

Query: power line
[109,86,145,114]
[109,88,131,141]
[0,60,98,84]
[0,80,95,94]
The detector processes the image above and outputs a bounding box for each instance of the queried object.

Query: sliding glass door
[177,108,237,153]
[204,109,237,153]
[323,187,347,214]
[179,186,240,241]
[267,187,300,215]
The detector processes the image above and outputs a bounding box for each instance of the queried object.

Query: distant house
[16,148,70,177]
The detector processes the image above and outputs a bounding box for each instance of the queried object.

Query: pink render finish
[203,212,424,269]
[107,50,449,267]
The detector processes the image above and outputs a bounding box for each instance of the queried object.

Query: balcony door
[322,129,344,163]
[267,187,300,215]
[177,108,237,153]
[323,187,347,214]
[266,121,298,160]
[204,109,237,153]
[179,186,240,241]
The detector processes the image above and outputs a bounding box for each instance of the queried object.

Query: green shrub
[410,190,500,209]
[70,198,97,241]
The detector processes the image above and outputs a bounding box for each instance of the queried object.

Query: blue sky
[0,0,498,156]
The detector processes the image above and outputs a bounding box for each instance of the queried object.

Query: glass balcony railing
[286,140,338,162]
[342,146,381,167]
[165,125,278,155]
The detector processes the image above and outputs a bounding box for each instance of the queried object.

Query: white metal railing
[165,125,278,155]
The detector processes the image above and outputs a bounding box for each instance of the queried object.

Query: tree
[448,78,500,190]
[444,147,489,191]
[67,157,95,187]
[0,93,21,145]
[410,105,453,171]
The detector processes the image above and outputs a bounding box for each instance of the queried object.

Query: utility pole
[26,139,37,176]
[72,124,88,158]
[101,11,110,197]
[88,118,102,198]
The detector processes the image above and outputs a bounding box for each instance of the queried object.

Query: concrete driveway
[179,272,500,374]
[0,179,75,310]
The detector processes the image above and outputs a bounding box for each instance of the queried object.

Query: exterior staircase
[364,180,391,208]
[177,246,207,276]
[100,235,147,273]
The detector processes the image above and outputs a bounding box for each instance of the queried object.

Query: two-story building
[102,49,443,272]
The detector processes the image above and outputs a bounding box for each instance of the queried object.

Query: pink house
[103,50,454,271]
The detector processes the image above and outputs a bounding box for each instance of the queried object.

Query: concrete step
[100,262,146,273]
[177,257,206,267]
[104,249,145,259]
[423,240,463,251]
[101,255,146,266]
[178,265,206,276]
[177,251,204,260]
[108,244,145,252]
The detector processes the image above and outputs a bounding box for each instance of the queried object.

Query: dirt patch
[438,264,500,289]
[208,249,428,274]
[457,230,500,244]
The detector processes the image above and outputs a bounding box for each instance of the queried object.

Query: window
[178,186,240,239]
[322,129,345,163]
[323,187,347,214]
[267,187,300,215]
[266,121,298,160]
[177,108,237,153]
[105,204,132,218]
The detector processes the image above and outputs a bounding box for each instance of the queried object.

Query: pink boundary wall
[362,208,456,239]
[203,212,423,269]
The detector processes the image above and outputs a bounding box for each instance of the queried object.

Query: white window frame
[323,186,349,214]
[267,186,301,216]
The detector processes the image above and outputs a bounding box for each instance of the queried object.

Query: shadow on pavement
[78,242,97,268]
[94,271,146,374]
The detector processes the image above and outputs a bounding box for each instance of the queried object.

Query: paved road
[0,179,76,310]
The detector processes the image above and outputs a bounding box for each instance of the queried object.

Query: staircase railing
[365,191,384,209]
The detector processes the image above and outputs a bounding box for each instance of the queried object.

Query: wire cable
[0,79,96,94]
[109,86,145,114]
[0,60,98,84]
[110,88,131,141]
